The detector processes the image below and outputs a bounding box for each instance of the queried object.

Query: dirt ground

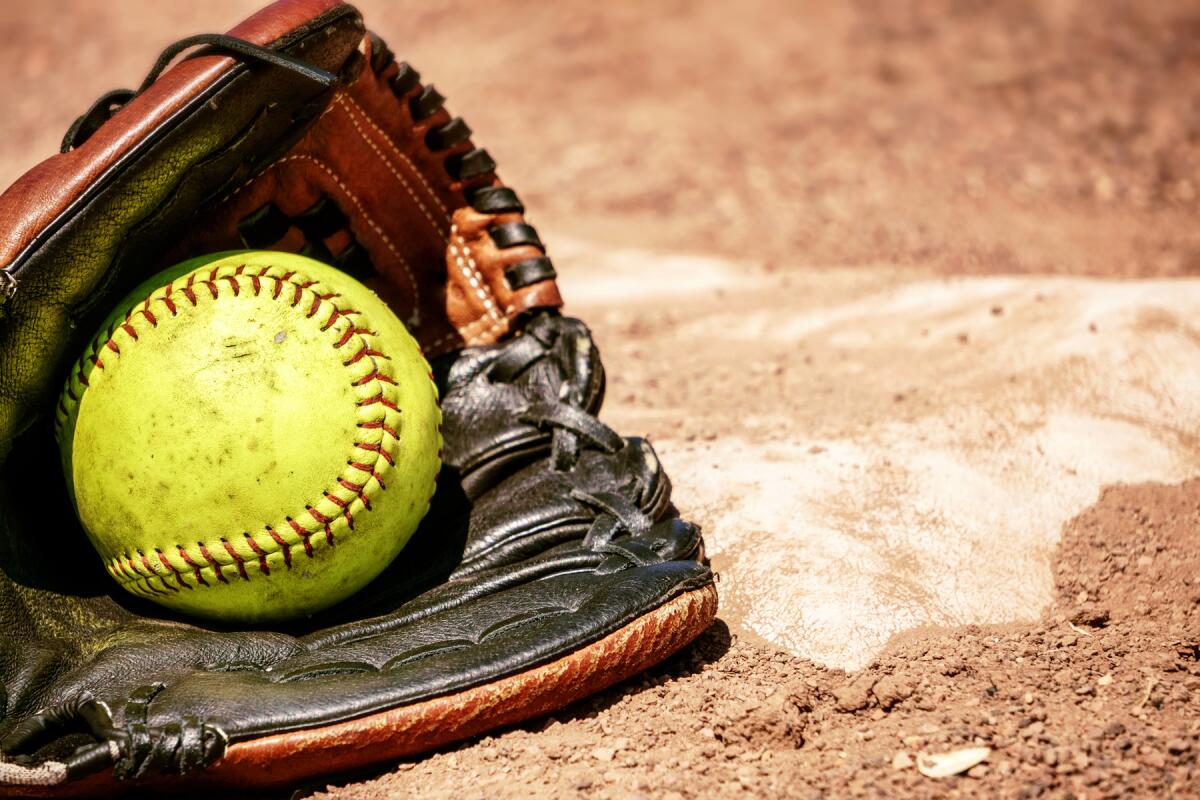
[3,0,1200,797]
[306,479,1200,799]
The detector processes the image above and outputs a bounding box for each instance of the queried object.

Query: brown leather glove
[0,1,715,793]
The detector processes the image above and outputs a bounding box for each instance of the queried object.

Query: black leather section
[299,238,335,263]
[237,201,291,247]
[425,117,471,151]
[409,85,445,121]
[488,221,544,251]
[470,186,524,215]
[366,31,395,75]
[446,148,497,181]
[505,256,556,289]
[388,62,421,97]
[437,314,607,498]
[334,239,376,282]
[294,195,348,240]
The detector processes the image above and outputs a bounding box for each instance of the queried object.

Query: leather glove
[0,1,716,793]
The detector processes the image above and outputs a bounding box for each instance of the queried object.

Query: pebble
[833,680,874,712]
[1166,739,1191,755]
[592,746,616,762]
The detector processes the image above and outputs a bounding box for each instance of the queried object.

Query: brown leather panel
[164,34,564,357]
[0,0,348,273]
[441,206,565,352]
[9,585,717,797]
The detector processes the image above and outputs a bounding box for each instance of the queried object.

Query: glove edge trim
[3,583,717,796]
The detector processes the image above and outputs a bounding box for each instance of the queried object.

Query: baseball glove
[0,0,716,794]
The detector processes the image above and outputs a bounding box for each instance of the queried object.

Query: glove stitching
[449,224,504,324]
[424,225,516,352]
[53,261,427,597]
[218,102,339,205]
[333,93,453,223]
[227,151,423,326]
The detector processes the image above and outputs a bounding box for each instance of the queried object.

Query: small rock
[592,746,616,762]
[916,746,991,778]
[1103,721,1125,738]
[892,751,914,770]
[872,674,916,710]
[1070,605,1110,628]
[833,677,875,712]
[1021,721,1045,738]
[1167,738,1191,755]
[1097,674,1113,687]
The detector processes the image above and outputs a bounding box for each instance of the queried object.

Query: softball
[54,251,441,624]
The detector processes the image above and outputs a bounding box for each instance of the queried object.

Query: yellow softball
[55,251,441,624]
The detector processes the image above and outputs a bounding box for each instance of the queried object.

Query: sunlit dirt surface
[2,1,1199,796]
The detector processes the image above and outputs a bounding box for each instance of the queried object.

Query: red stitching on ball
[353,370,397,387]
[177,545,209,587]
[347,461,388,489]
[334,326,376,348]
[139,551,178,593]
[221,538,250,581]
[112,557,132,580]
[156,548,191,590]
[242,532,270,575]
[323,492,354,530]
[287,517,316,558]
[198,543,229,584]
[265,526,291,568]
[355,442,395,466]
[343,345,386,365]
[358,393,399,411]
[358,421,398,438]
